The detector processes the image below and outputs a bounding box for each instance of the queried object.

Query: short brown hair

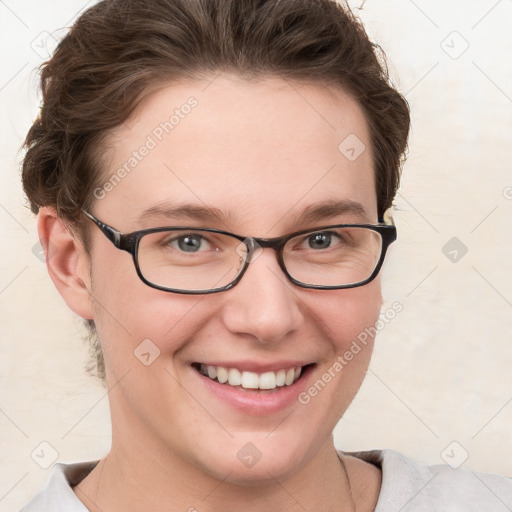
[21,0,410,382]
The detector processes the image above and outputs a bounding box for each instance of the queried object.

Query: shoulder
[19,460,98,512]
[341,448,512,511]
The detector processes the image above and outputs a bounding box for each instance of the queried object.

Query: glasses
[82,210,396,294]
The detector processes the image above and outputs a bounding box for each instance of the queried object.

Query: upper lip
[192,360,314,373]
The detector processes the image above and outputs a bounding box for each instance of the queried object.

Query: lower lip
[193,365,314,415]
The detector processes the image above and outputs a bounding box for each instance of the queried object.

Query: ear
[37,207,94,320]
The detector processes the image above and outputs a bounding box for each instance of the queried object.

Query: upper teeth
[199,364,302,390]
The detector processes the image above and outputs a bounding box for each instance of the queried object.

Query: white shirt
[20,448,512,511]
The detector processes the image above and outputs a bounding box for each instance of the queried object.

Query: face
[82,74,382,483]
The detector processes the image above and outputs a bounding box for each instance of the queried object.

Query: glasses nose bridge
[240,235,288,276]
[244,234,286,256]
[233,234,290,292]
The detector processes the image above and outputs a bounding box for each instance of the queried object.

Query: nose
[220,248,303,344]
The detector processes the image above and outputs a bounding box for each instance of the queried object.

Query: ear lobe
[37,207,94,320]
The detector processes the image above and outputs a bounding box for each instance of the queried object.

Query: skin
[39,74,383,511]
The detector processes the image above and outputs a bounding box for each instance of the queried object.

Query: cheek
[301,280,381,408]
[293,281,382,442]
[88,250,216,372]
[308,278,382,352]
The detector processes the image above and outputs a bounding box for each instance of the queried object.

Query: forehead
[98,74,377,232]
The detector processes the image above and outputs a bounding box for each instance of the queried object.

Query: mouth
[192,362,313,392]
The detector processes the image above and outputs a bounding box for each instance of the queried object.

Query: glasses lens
[283,226,383,287]
[137,230,245,292]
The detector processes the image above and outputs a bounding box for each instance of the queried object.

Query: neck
[74,432,358,512]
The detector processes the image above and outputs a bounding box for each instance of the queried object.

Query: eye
[168,233,211,253]
[305,231,340,250]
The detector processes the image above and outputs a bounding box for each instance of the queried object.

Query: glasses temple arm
[81,210,122,247]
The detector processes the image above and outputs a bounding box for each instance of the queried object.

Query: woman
[20,0,511,510]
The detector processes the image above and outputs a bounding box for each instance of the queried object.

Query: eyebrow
[293,199,372,224]
[137,199,372,227]
[138,202,232,225]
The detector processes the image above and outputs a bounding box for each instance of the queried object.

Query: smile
[193,363,307,391]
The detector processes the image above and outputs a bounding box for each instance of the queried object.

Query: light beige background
[1,0,511,509]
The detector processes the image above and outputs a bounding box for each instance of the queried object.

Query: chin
[190,432,314,486]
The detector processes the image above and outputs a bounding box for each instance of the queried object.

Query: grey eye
[175,234,205,252]
[307,232,333,249]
